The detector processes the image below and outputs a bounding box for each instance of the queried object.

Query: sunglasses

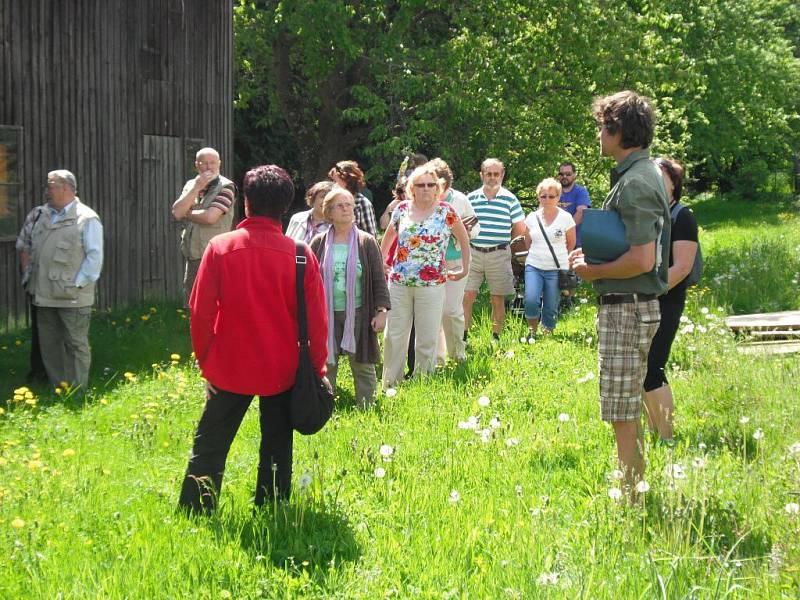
[414,182,438,189]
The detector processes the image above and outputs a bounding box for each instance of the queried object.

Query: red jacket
[189,217,328,396]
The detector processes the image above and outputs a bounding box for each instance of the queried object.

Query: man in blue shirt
[557,161,591,247]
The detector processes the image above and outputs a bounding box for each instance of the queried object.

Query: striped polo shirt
[467,186,524,247]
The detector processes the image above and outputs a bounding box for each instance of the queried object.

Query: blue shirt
[559,184,591,246]
[467,186,524,247]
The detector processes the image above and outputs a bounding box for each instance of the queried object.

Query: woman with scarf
[310,187,390,409]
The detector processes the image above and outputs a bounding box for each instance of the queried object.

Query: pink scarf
[321,226,359,362]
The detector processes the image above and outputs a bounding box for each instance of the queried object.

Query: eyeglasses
[414,182,438,189]
[539,194,558,199]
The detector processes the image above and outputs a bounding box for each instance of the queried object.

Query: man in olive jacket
[172,147,236,304]
[27,170,103,391]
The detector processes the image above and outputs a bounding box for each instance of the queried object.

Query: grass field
[1,195,799,598]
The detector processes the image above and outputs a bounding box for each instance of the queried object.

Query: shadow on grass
[234,500,361,576]
[644,490,772,559]
[690,194,798,232]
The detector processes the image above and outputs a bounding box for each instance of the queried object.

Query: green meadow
[1,194,799,599]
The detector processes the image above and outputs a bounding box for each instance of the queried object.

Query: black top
[668,204,699,295]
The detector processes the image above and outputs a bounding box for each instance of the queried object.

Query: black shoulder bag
[536,215,579,290]
[290,242,334,435]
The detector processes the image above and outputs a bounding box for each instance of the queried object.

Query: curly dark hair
[327,160,365,196]
[654,157,684,202]
[243,164,295,219]
[592,90,655,150]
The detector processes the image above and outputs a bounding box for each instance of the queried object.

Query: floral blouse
[389,201,458,286]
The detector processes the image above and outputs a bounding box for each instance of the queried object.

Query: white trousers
[438,259,468,362]
[382,283,446,389]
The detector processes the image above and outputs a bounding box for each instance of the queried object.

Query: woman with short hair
[310,187,390,409]
[285,180,333,242]
[644,158,699,445]
[522,178,576,340]
[380,164,470,388]
[178,164,328,514]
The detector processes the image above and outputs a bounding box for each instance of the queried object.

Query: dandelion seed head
[558,413,570,423]
[505,437,519,447]
[384,388,397,398]
[739,416,750,425]
[785,503,800,515]
[537,572,559,586]
[608,487,623,501]
[635,480,650,493]
[753,428,764,441]
[374,467,386,479]
[693,457,707,469]
[298,472,312,489]
[448,490,460,503]
[611,469,624,480]
[477,395,490,407]
[379,444,395,457]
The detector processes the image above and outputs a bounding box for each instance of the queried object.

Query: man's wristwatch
[375,307,388,314]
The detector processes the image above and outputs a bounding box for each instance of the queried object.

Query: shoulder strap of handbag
[670,201,685,224]
[536,214,561,270]
[294,241,309,347]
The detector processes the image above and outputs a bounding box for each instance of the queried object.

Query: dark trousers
[27,297,46,380]
[178,386,293,514]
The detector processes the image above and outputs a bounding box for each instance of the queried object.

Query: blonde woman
[523,178,576,340]
[380,164,470,388]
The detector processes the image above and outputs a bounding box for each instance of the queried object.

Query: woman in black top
[643,158,699,445]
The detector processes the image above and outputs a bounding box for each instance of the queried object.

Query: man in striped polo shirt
[463,158,527,342]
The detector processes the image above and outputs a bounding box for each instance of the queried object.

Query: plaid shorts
[597,298,660,421]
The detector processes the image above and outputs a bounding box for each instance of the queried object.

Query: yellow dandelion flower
[123,372,135,381]
[27,459,43,469]
[14,387,29,394]
[111,320,116,325]
[62,448,76,458]
[54,388,62,395]
[0,407,5,416]
[125,317,131,323]
[11,518,25,529]
[85,539,92,546]
[149,307,157,314]
[102,469,111,475]
[24,391,33,399]
[176,308,184,314]
[130,414,139,420]
[100,398,109,405]
[60,381,70,389]
[170,353,180,361]
[13,394,23,402]
[25,398,36,406]
[157,372,166,380]
[162,442,169,448]
[140,314,150,321]
[15,340,22,346]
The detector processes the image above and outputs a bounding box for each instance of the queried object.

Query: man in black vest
[172,147,236,305]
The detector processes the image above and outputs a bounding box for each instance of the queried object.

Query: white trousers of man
[382,282,445,389]
[438,258,468,363]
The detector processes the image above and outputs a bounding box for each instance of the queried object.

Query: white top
[524,208,575,270]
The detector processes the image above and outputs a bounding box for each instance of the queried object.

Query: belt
[598,293,658,306]
[471,243,508,253]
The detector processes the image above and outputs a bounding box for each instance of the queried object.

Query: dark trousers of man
[27,297,46,381]
[178,386,293,514]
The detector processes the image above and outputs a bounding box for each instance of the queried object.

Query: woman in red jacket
[178,164,328,514]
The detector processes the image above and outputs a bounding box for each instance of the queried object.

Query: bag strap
[670,201,685,224]
[536,214,561,270]
[294,241,309,347]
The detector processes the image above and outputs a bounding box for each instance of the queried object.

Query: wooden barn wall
[0,0,233,330]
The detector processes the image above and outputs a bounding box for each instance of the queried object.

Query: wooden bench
[725,310,800,354]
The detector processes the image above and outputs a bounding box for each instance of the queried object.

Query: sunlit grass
[1,195,799,598]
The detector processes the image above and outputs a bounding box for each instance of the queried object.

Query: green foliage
[233,0,800,205]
